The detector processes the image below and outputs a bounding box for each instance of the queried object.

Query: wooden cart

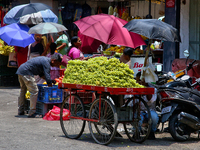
[58,82,154,145]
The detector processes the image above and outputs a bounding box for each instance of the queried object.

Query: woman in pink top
[67,36,89,60]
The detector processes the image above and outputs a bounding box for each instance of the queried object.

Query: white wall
[179,0,190,58]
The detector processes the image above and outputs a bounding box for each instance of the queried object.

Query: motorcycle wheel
[169,113,191,141]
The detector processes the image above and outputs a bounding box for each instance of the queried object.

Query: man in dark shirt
[16,54,62,118]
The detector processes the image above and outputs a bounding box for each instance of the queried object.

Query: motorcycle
[155,50,197,86]
[157,77,200,141]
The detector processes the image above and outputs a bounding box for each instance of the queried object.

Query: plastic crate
[59,69,65,77]
[64,90,95,104]
[0,65,18,76]
[0,55,8,66]
[77,90,95,104]
[116,107,133,121]
[25,99,61,116]
[0,74,19,86]
[50,69,65,80]
[37,84,63,103]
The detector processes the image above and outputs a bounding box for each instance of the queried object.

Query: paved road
[0,87,200,150]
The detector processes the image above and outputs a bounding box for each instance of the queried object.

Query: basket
[37,84,63,103]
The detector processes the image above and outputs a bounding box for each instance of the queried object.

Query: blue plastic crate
[37,84,63,103]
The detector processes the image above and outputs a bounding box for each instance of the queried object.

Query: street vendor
[66,36,89,60]
[55,31,69,55]
[135,71,159,140]
[120,47,134,68]
[16,54,62,118]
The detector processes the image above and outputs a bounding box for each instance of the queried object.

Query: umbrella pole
[144,39,152,67]
[142,39,152,80]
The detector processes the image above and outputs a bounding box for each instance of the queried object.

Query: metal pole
[149,0,151,16]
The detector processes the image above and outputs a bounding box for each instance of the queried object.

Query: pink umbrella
[74,14,146,48]
[78,31,102,54]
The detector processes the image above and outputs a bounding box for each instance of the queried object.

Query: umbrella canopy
[14,3,51,19]
[78,31,102,54]
[74,14,146,49]
[3,4,28,24]
[0,23,35,48]
[28,22,67,34]
[5,3,51,20]
[123,19,181,42]
[20,9,58,25]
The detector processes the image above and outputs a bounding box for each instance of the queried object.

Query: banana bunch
[133,48,144,55]
[121,12,129,21]
[105,46,125,53]
[25,91,30,99]
[0,39,14,56]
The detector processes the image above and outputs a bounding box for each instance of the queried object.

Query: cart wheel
[60,94,86,139]
[123,96,152,143]
[88,98,118,145]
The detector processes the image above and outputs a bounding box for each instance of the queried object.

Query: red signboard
[166,0,175,8]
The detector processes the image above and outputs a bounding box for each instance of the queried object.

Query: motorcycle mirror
[184,50,189,58]
[154,63,163,72]
[180,75,190,81]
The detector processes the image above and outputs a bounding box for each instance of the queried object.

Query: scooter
[157,77,200,141]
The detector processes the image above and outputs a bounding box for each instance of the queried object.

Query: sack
[7,52,18,68]
[61,54,72,67]
[43,105,70,121]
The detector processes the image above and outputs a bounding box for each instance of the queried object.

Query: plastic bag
[43,105,70,121]
[141,59,158,83]
[7,52,18,68]
[61,54,72,67]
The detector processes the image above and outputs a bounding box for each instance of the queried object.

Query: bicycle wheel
[60,94,86,139]
[88,98,118,145]
[123,96,152,143]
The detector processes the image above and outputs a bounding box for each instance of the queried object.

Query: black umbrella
[14,3,51,19]
[123,19,181,42]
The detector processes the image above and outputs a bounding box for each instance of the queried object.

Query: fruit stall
[56,56,155,145]
[0,39,19,86]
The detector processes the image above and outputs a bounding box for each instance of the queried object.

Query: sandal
[27,113,42,118]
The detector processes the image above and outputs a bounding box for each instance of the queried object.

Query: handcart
[58,82,154,145]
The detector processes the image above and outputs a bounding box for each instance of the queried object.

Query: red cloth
[1,9,6,27]
[78,31,102,54]
[14,46,28,67]
[43,105,70,121]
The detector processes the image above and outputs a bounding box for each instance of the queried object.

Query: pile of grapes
[62,56,144,88]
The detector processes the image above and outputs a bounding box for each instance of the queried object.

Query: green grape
[62,57,144,88]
